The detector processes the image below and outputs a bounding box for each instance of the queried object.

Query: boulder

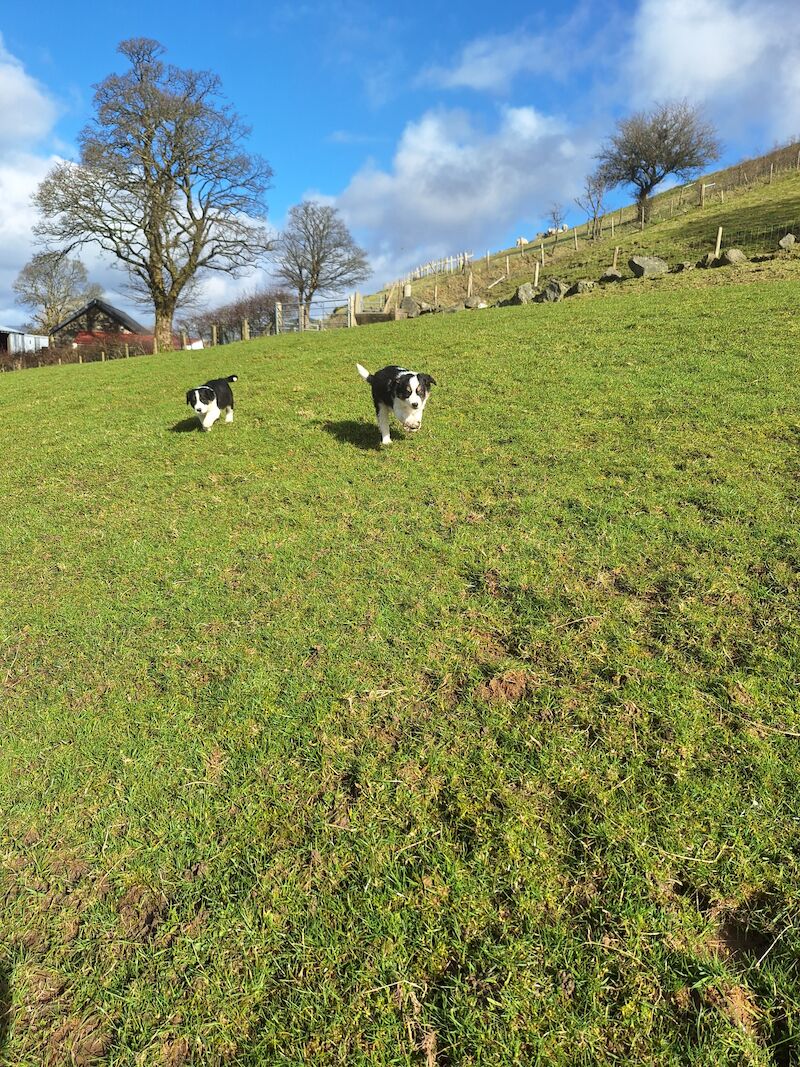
[719,248,747,266]
[778,232,796,250]
[670,261,694,273]
[628,255,669,278]
[464,296,487,309]
[599,268,623,283]
[508,282,537,305]
[565,279,595,297]
[443,303,466,314]
[400,296,421,317]
[535,278,569,303]
[696,252,720,269]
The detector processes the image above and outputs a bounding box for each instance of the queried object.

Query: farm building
[50,299,202,351]
[50,299,150,348]
[0,325,49,356]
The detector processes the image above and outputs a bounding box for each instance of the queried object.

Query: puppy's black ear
[419,373,437,388]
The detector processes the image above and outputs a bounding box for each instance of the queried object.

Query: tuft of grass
[1,275,799,1064]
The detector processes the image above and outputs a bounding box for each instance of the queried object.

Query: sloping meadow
[1,280,799,1064]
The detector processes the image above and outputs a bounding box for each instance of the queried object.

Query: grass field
[1,272,799,1064]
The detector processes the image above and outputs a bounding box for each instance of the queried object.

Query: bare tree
[596,99,721,222]
[13,252,103,334]
[548,203,566,242]
[274,201,369,324]
[180,285,291,342]
[33,38,273,352]
[574,172,609,239]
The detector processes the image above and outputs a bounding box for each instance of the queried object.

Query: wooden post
[769,162,774,183]
[78,352,83,364]
[796,148,800,170]
[242,319,250,342]
[486,250,490,267]
[298,302,304,331]
[274,304,282,335]
[715,226,723,258]
[153,336,158,355]
[211,323,218,347]
[533,261,540,287]
[640,204,645,231]
[540,243,545,265]
[101,350,106,361]
[180,330,187,349]
[573,229,578,250]
[701,183,706,207]
[124,343,130,358]
[467,271,473,297]
[610,215,614,237]
[720,187,724,204]
[434,283,438,305]
[403,284,411,298]
[505,255,510,275]
[613,246,620,270]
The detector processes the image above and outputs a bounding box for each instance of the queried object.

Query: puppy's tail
[356,363,372,383]
[225,375,238,383]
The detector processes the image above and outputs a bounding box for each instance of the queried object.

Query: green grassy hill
[383,159,800,309]
[1,272,799,1064]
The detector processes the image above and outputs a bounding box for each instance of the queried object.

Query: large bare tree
[274,201,369,322]
[13,252,102,334]
[596,100,720,222]
[33,38,273,352]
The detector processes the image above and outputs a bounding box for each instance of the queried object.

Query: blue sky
[1,0,799,324]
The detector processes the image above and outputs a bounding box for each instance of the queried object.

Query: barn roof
[51,299,148,336]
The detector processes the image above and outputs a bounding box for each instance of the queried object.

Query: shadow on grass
[169,417,202,433]
[318,419,381,451]
[0,961,11,1056]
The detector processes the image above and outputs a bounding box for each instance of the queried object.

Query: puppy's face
[392,372,436,431]
[186,386,215,416]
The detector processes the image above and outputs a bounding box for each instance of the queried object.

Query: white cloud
[337,106,593,284]
[627,0,800,142]
[418,32,548,93]
[0,34,58,148]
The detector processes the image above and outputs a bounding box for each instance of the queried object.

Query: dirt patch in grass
[161,1035,192,1066]
[116,884,165,941]
[47,1015,111,1065]
[476,669,534,704]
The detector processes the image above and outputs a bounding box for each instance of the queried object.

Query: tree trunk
[637,190,652,224]
[154,306,175,353]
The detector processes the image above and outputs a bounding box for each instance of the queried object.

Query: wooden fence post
[505,255,510,276]
[242,319,250,342]
[274,305,282,335]
[533,261,540,287]
[124,343,130,358]
[573,229,578,250]
[78,352,83,364]
[613,246,620,270]
[434,283,438,306]
[180,330,187,349]
[153,336,158,355]
[769,163,774,183]
[610,215,614,237]
[467,271,473,297]
[715,227,723,258]
[211,324,218,347]
[540,243,545,265]
[101,350,106,361]
[486,250,490,267]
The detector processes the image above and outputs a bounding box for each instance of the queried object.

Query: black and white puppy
[356,364,436,446]
[186,375,238,431]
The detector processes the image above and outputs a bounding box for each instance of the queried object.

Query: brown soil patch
[476,669,532,704]
[116,884,165,941]
[161,1036,192,1066]
[706,982,761,1033]
[47,1016,111,1065]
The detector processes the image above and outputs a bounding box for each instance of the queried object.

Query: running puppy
[356,364,436,446]
[186,375,238,431]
